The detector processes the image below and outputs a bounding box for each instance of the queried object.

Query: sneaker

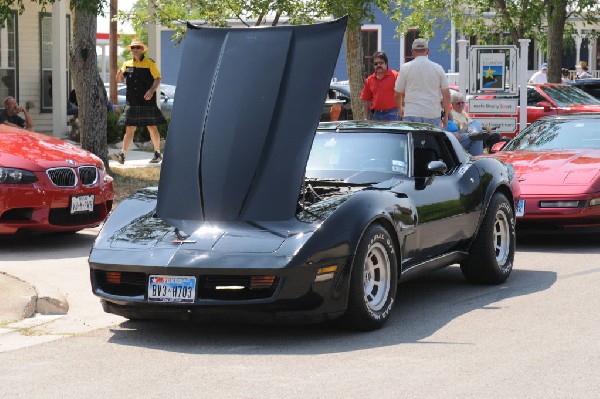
[149,151,162,164]
[111,152,125,164]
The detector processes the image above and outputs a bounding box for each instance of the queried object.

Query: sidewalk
[107,146,162,169]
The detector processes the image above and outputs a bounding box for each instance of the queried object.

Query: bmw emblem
[66,159,76,165]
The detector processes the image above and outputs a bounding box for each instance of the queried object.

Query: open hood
[156,17,347,232]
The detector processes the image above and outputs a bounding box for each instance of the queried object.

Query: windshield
[541,85,600,106]
[504,118,600,150]
[306,132,409,183]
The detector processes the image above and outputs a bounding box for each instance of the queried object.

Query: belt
[372,108,397,114]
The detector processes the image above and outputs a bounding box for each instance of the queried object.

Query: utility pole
[109,0,118,104]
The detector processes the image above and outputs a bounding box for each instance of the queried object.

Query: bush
[106,111,124,144]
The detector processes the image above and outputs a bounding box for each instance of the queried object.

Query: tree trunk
[545,0,567,83]
[70,10,109,168]
[345,26,365,120]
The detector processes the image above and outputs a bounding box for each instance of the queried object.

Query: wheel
[461,192,515,284]
[341,223,398,331]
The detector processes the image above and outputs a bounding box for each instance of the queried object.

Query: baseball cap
[412,38,429,50]
[541,63,547,69]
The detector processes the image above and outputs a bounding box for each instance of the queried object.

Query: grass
[109,166,161,204]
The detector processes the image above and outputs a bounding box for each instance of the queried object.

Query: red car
[470,84,600,138]
[0,125,114,234]
[488,113,600,231]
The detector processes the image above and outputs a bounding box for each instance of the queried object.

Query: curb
[0,272,69,324]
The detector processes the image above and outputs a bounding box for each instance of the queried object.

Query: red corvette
[489,113,600,231]
[0,125,114,234]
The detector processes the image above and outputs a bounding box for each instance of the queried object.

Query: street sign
[472,117,518,133]
[468,98,518,114]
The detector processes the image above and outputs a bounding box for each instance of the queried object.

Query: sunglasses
[130,46,143,50]
[454,101,465,105]
[373,61,385,66]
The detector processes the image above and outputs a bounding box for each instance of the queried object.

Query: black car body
[89,18,519,330]
[566,78,600,100]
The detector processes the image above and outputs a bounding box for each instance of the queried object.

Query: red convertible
[0,125,114,234]
[489,113,600,231]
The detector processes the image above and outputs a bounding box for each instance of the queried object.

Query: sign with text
[469,98,518,114]
[479,53,505,90]
[473,117,518,133]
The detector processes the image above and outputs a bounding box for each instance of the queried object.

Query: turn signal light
[315,265,338,282]
[250,275,276,290]
[106,271,121,284]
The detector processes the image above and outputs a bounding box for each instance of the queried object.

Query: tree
[0,0,109,166]
[391,0,598,83]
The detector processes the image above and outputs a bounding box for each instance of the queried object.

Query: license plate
[70,194,94,214]
[148,275,196,303]
[515,199,525,217]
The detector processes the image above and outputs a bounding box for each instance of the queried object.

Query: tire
[461,192,515,284]
[341,224,398,331]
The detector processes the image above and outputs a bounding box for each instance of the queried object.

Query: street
[0,230,599,397]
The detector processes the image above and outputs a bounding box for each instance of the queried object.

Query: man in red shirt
[360,51,399,121]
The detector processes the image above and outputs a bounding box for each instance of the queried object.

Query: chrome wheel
[493,209,510,266]
[362,242,392,312]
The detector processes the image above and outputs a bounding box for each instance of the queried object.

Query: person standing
[0,96,34,130]
[575,61,593,79]
[528,63,547,84]
[394,38,451,128]
[360,51,399,121]
[112,39,166,164]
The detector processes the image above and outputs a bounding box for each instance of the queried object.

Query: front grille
[94,271,279,301]
[47,168,76,187]
[78,166,98,185]
[48,205,103,226]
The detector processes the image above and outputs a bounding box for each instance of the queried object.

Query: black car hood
[157,17,347,232]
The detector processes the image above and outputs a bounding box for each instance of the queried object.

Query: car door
[401,133,481,264]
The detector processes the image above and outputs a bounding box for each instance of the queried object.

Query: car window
[541,85,600,106]
[306,132,409,181]
[504,119,600,150]
[527,88,546,106]
[411,133,458,177]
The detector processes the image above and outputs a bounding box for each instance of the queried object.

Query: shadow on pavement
[106,266,556,355]
[0,228,98,261]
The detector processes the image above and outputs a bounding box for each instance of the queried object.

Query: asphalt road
[0,231,599,398]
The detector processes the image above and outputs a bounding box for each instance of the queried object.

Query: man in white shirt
[528,63,547,84]
[394,38,451,128]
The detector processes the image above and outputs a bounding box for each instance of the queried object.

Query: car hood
[156,18,347,233]
[0,128,103,170]
[492,150,600,194]
[564,104,600,112]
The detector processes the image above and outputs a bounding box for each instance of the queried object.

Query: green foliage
[106,110,124,143]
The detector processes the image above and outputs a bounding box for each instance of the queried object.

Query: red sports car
[0,125,114,234]
[489,113,600,231]
[470,84,600,138]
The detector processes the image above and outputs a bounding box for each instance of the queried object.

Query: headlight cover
[0,167,38,184]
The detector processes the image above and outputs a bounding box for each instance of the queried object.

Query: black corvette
[89,18,520,330]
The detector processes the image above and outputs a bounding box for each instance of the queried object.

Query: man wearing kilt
[113,39,166,164]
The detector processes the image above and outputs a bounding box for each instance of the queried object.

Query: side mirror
[535,101,552,112]
[427,160,447,175]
